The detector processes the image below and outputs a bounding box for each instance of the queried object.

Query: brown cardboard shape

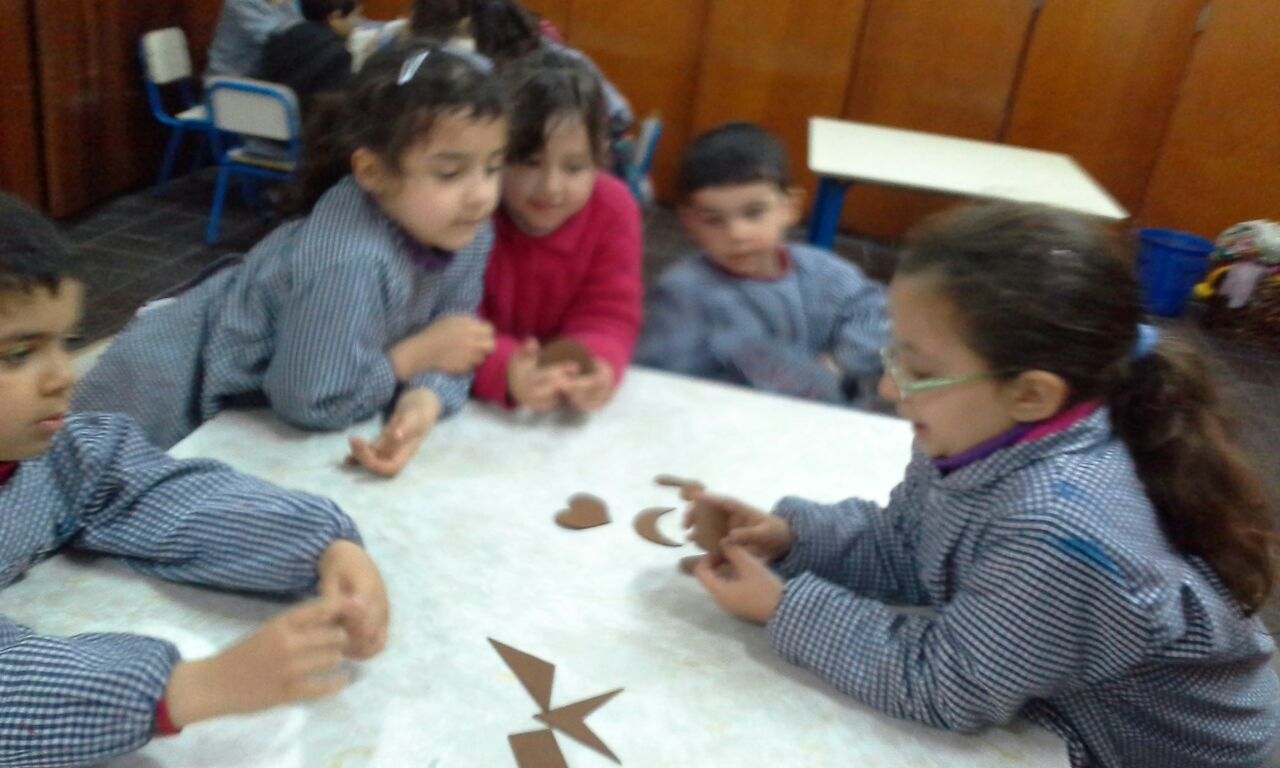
[538,338,596,374]
[534,689,624,764]
[632,507,682,547]
[509,729,568,768]
[554,494,610,530]
[489,638,556,712]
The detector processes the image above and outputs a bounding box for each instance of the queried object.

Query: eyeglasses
[879,346,1007,401]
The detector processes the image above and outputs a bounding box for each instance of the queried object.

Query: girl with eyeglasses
[689,202,1280,768]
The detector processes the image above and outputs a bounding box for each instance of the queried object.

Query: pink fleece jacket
[472,173,644,406]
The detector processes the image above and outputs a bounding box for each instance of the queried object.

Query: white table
[0,369,1068,767]
[806,117,1128,247]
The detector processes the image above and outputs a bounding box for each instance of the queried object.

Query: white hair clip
[398,50,430,85]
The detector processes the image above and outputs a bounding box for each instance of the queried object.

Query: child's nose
[877,372,900,403]
[40,351,77,397]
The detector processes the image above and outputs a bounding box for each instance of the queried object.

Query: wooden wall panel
[841,0,1035,241]
[1141,0,1280,238]
[689,0,868,203]
[1006,0,1202,214]
[0,0,44,208]
[35,0,190,217]
[569,0,706,202]
[522,0,574,32]
[362,0,410,20]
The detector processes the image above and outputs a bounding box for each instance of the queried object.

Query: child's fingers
[293,671,351,701]
[285,597,345,629]
[721,543,766,577]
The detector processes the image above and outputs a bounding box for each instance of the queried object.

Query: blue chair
[204,77,301,244]
[616,114,663,205]
[140,28,212,191]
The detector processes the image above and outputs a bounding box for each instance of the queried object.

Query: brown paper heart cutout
[538,338,596,374]
[554,494,610,530]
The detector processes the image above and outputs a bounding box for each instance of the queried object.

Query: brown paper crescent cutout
[632,507,682,547]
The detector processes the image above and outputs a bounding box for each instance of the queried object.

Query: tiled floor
[59,173,1280,629]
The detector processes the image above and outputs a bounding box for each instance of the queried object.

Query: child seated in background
[206,0,303,79]
[691,203,1280,768]
[258,0,364,111]
[0,193,389,768]
[75,44,506,477]
[472,49,642,413]
[636,123,888,404]
[409,0,634,140]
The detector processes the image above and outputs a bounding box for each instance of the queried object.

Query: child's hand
[348,388,440,477]
[693,544,785,624]
[165,597,356,727]
[508,339,577,412]
[564,358,616,412]
[682,491,794,563]
[318,540,390,660]
[389,315,495,379]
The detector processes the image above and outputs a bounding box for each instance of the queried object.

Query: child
[472,49,642,413]
[0,193,390,767]
[206,0,304,79]
[258,0,364,110]
[636,123,889,404]
[409,0,634,140]
[691,203,1280,768]
[75,44,507,478]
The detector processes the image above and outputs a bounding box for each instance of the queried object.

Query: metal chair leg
[156,126,184,193]
[206,165,232,244]
[807,178,852,249]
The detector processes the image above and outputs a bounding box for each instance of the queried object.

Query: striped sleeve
[772,482,927,605]
[766,522,1152,734]
[0,619,178,768]
[262,259,399,431]
[811,254,888,379]
[65,414,360,595]
[406,236,492,418]
[635,271,716,377]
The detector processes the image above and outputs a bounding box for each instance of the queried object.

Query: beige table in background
[806,116,1128,247]
[0,369,1069,767]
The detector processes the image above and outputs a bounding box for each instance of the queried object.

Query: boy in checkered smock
[636,123,889,405]
[0,192,389,768]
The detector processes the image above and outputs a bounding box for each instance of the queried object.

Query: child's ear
[783,186,806,229]
[1004,370,1070,423]
[351,148,390,195]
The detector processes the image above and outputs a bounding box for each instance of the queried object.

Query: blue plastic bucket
[1137,228,1214,317]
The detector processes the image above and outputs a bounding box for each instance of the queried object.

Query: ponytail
[1109,338,1277,614]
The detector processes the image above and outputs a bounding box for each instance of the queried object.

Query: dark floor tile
[86,232,196,263]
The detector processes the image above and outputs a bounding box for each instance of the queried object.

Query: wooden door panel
[570,0,707,202]
[841,0,1035,241]
[1006,0,1202,214]
[1141,0,1280,238]
[36,0,186,217]
[362,0,410,21]
[0,0,44,208]
[523,0,573,33]
[689,0,868,202]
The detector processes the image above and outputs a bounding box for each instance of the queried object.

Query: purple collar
[407,240,453,271]
[933,401,1102,474]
